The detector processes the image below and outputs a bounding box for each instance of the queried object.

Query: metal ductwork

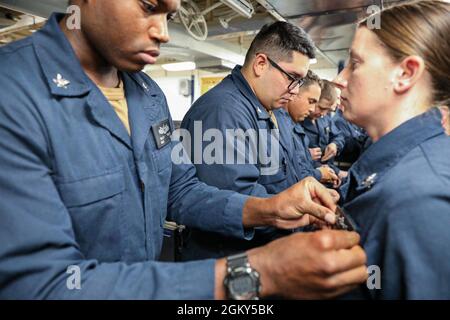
[264,0,405,65]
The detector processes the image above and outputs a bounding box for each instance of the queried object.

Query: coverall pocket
[55,167,126,261]
[56,168,125,207]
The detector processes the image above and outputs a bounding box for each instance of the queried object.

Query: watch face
[229,274,258,300]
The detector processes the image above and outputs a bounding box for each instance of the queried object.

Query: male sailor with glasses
[180,21,316,261]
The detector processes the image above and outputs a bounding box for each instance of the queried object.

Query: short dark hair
[319,80,337,102]
[299,70,322,92]
[244,21,316,66]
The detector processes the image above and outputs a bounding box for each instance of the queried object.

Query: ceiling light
[162,61,196,72]
[310,58,318,64]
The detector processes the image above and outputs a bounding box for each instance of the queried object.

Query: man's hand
[332,178,342,189]
[248,230,367,299]
[318,166,339,184]
[321,143,338,162]
[338,170,348,180]
[309,148,322,161]
[242,177,340,230]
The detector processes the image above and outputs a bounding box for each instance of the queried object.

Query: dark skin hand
[216,230,368,299]
[242,177,339,229]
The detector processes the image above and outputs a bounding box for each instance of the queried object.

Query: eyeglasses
[267,56,304,91]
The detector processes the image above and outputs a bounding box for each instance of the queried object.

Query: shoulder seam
[0,39,33,56]
[419,143,447,187]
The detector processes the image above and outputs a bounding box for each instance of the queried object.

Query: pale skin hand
[318,166,342,188]
[215,230,368,299]
[242,177,339,230]
[309,147,322,161]
[338,170,348,180]
[322,143,338,162]
[318,166,339,184]
[332,177,342,189]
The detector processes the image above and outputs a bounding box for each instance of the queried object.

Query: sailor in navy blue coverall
[0,12,248,300]
[333,4,450,298]
[180,22,315,260]
[341,109,450,299]
[283,70,341,186]
[332,108,370,169]
[302,114,345,174]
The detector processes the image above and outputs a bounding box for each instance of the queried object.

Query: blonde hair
[359,1,450,106]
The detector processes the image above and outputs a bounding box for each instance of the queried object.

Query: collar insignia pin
[362,173,377,189]
[53,74,70,89]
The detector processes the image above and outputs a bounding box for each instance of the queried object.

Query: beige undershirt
[269,110,279,129]
[98,80,131,135]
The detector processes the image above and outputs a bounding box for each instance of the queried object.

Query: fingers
[321,167,338,181]
[332,178,342,189]
[328,189,340,203]
[301,200,336,224]
[315,230,361,250]
[322,144,337,162]
[278,179,338,226]
[330,246,367,274]
[274,214,310,229]
[322,153,335,162]
[309,216,331,229]
[338,171,348,179]
[321,147,331,161]
[311,181,337,208]
[321,152,332,162]
[324,265,368,290]
[318,284,360,300]
[310,148,322,160]
[328,170,338,181]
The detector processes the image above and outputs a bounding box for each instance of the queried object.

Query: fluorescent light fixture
[221,60,237,69]
[162,61,196,72]
[310,58,318,64]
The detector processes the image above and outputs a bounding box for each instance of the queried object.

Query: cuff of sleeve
[177,259,216,299]
[331,165,340,174]
[223,192,254,240]
[333,142,343,155]
[313,169,322,181]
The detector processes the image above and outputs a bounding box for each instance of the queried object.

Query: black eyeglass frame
[266,56,305,91]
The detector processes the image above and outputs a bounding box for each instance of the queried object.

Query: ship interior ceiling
[0,0,408,72]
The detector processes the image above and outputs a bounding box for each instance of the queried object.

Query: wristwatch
[223,252,261,300]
